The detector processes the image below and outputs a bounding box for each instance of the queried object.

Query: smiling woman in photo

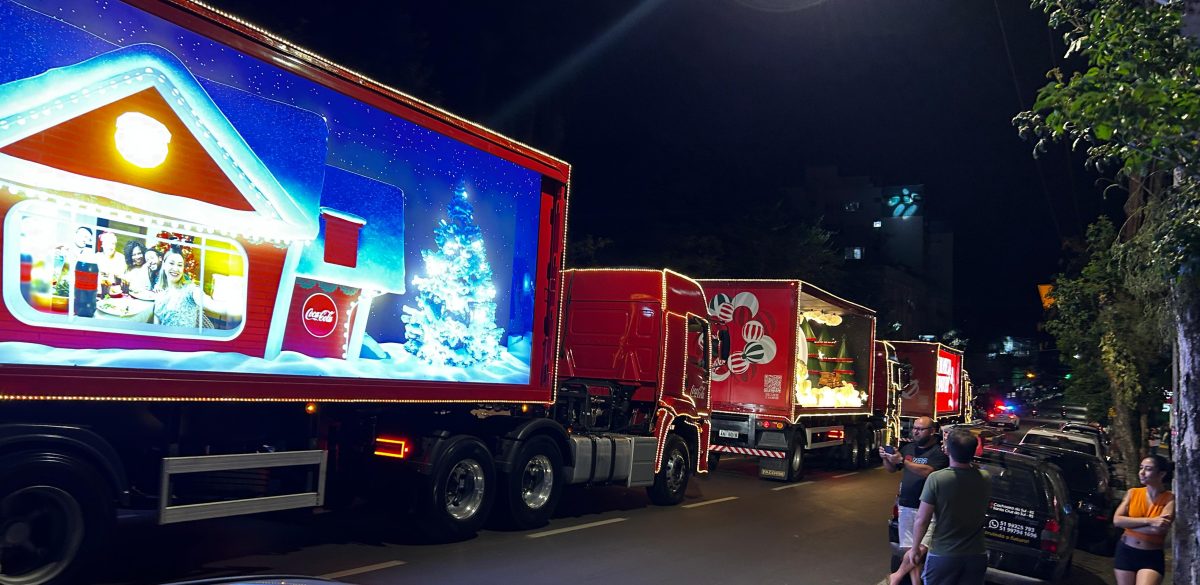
[152,248,239,329]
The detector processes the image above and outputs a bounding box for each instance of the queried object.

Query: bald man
[881,416,948,585]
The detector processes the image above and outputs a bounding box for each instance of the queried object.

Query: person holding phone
[880,416,947,585]
[1113,454,1175,585]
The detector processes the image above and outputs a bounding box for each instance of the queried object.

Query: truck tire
[420,436,495,541]
[784,436,805,482]
[495,436,563,530]
[0,451,114,585]
[647,434,690,506]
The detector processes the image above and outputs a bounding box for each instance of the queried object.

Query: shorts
[898,505,935,549]
[1114,541,1165,574]
[922,552,988,585]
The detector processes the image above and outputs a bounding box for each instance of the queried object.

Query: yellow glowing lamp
[114,112,171,168]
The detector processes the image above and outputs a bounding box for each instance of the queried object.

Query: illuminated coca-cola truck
[700,279,893,481]
[0,2,711,583]
[874,340,971,432]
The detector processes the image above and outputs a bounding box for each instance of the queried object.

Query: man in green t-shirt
[904,428,991,585]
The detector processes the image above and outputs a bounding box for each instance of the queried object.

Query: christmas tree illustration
[401,184,502,367]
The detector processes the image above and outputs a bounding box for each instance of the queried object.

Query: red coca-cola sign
[301,293,338,338]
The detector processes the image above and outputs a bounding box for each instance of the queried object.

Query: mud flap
[758,456,788,480]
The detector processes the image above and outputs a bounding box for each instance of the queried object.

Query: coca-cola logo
[301,293,338,338]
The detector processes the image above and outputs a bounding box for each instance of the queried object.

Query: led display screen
[0,0,543,384]
[935,347,961,415]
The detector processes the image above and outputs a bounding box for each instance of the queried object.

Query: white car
[985,406,1021,429]
[1020,426,1105,459]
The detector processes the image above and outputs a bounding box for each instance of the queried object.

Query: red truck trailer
[873,341,969,432]
[701,279,888,481]
[0,3,711,583]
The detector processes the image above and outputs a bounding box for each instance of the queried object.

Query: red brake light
[1040,519,1061,552]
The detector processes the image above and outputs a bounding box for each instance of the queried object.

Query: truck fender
[493,418,571,475]
[0,424,128,505]
[653,409,677,473]
[668,418,708,474]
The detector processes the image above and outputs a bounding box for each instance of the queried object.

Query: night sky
[204,0,1124,345]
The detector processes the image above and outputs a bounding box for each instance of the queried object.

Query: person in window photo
[152,247,239,329]
[121,240,148,293]
[141,247,163,294]
[95,230,126,295]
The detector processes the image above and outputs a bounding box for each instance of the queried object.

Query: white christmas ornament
[731,292,759,316]
[716,302,735,323]
[708,293,731,317]
[742,320,765,342]
[744,336,777,364]
[728,351,749,374]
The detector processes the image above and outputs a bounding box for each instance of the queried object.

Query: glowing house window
[4,200,247,340]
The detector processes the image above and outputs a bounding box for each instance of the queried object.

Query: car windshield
[978,462,1043,508]
[1022,433,1096,456]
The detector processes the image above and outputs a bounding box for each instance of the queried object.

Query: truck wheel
[647,434,690,506]
[784,437,805,482]
[420,436,495,541]
[841,428,862,470]
[0,452,114,585]
[495,436,563,530]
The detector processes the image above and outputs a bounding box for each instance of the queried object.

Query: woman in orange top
[1112,454,1174,585]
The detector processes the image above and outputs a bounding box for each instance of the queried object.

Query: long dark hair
[1144,454,1174,486]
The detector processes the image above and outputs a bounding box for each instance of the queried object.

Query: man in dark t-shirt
[881,416,948,585]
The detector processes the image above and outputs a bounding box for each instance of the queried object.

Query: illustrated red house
[0,44,322,358]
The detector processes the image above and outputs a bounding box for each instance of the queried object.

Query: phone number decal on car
[987,518,1037,540]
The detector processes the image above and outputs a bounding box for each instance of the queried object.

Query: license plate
[718,429,739,439]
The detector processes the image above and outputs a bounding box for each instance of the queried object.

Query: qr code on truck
[764,375,782,399]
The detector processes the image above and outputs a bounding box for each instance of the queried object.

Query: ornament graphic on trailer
[707,292,776,382]
[401,184,504,367]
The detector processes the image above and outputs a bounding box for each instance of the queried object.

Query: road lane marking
[527,518,627,538]
[681,496,739,508]
[771,480,815,491]
[321,560,407,579]
[833,472,859,478]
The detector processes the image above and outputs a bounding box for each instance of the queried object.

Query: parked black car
[1008,443,1117,554]
[889,448,1078,584]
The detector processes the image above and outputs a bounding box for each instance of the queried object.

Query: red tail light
[1040,519,1061,553]
[828,429,844,440]
[374,436,410,459]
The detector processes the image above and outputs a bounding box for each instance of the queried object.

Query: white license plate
[718,429,740,439]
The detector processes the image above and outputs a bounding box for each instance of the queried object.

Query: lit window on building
[843,247,863,260]
[844,201,860,212]
[873,220,882,228]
